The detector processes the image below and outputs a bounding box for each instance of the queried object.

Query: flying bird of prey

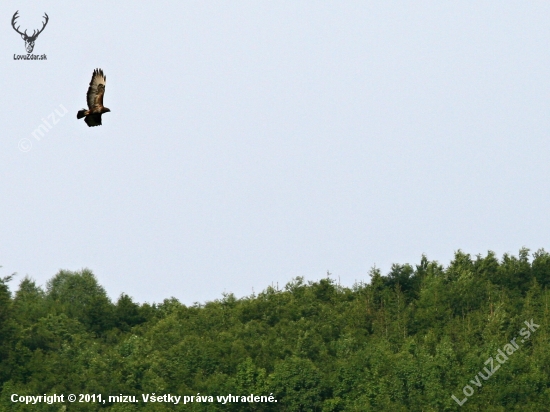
[77,68,111,127]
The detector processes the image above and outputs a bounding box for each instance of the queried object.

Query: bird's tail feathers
[77,109,88,119]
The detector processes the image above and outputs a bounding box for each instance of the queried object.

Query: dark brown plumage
[77,68,111,127]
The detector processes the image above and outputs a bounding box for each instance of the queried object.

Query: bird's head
[102,107,111,113]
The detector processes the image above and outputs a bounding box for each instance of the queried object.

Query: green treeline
[1,248,550,411]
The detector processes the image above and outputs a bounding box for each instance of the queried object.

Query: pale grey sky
[1,1,549,304]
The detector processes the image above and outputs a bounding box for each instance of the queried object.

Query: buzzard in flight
[77,68,111,127]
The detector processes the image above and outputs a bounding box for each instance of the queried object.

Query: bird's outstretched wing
[86,68,106,111]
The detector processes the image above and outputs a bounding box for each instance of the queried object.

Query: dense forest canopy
[1,248,549,411]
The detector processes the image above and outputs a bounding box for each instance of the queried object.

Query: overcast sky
[1,1,549,305]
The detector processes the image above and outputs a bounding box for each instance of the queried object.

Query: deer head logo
[11,11,49,54]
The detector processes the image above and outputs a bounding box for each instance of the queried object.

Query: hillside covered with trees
[1,248,549,411]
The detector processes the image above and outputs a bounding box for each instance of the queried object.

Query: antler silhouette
[11,11,26,37]
[11,11,49,40]
[30,13,49,40]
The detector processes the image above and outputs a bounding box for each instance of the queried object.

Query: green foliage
[46,269,114,334]
[1,250,550,411]
[0,273,15,383]
[270,357,322,411]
